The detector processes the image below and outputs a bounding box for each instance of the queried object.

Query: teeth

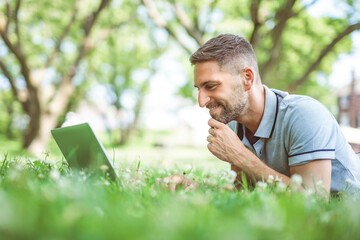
[210,106,218,110]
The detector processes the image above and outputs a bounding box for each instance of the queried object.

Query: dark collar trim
[236,90,279,140]
[269,92,279,138]
[237,123,243,140]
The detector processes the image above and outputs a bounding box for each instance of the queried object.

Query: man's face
[194,61,247,124]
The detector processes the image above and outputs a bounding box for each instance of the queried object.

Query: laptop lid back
[51,123,118,180]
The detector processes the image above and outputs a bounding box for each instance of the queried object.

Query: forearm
[230,146,291,185]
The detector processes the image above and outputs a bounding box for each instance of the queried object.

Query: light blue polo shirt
[229,85,360,193]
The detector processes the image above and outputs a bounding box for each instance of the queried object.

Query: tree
[0,89,23,139]
[0,0,135,154]
[86,22,164,145]
[141,0,360,101]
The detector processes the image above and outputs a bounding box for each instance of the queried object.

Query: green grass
[1,131,360,239]
[0,154,360,240]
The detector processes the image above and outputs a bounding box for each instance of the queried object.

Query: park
[1,0,360,239]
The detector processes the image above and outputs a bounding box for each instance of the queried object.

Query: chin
[211,115,229,124]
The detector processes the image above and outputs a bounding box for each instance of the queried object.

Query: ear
[241,67,255,91]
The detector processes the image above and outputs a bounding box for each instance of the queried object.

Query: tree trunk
[22,91,41,149]
[119,127,131,145]
[4,97,15,139]
[23,111,40,148]
[25,80,75,155]
[26,113,60,155]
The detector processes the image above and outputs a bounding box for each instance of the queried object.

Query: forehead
[194,61,221,83]
[194,61,221,76]
[194,61,229,86]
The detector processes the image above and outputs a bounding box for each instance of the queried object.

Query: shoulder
[268,88,329,117]
[278,95,339,165]
[279,95,334,123]
[277,94,338,145]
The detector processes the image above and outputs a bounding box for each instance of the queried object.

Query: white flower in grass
[37,173,44,179]
[133,179,145,187]
[267,175,274,184]
[314,180,329,198]
[184,164,192,172]
[209,169,218,177]
[228,170,237,182]
[15,164,24,171]
[291,174,303,186]
[275,175,283,182]
[304,188,315,197]
[203,178,217,186]
[78,171,87,181]
[186,172,195,180]
[99,165,109,172]
[276,182,287,192]
[256,181,267,191]
[316,180,324,188]
[122,172,131,180]
[50,169,60,181]
[217,169,235,184]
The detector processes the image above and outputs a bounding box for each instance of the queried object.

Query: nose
[198,90,210,108]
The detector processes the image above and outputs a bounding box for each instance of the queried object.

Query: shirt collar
[253,85,279,139]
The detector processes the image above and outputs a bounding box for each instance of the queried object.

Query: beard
[210,85,247,124]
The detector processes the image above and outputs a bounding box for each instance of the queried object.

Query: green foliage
[0,0,163,149]
[0,156,360,239]
[148,0,359,104]
[1,0,359,150]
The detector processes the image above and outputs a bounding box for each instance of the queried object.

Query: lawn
[1,130,360,240]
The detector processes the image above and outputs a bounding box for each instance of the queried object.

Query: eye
[206,85,217,90]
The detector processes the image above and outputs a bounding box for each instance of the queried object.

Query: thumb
[208,118,226,129]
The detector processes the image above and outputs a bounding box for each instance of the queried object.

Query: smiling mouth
[208,105,220,114]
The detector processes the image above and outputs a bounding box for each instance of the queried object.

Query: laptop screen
[51,123,119,180]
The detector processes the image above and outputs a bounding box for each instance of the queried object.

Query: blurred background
[0,0,359,166]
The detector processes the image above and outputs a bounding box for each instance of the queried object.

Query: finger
[206,135,213,143]
[208,118,225,129]
[207,142,215,153]
[208,127,216,136]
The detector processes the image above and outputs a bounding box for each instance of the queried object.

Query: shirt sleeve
[284,97,337,166]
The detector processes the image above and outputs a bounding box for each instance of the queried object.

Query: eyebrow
[194,80,221,89]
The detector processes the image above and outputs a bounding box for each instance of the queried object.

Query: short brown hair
[190,34,259,76]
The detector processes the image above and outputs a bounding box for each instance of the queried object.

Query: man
[190,34,360,194]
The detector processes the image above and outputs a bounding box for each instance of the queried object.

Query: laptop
[51,123,119,180]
